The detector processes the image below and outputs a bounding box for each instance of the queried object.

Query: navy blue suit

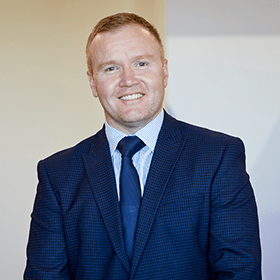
[24,112,261,279]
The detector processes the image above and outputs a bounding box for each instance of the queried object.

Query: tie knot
[117,136,145,158]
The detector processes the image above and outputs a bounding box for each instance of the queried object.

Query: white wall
[166,1,280,279]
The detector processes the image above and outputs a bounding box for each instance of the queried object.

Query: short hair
[86,12,164,75]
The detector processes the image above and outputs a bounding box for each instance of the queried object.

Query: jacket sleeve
[208,137,262,279]
[24,160,72,279]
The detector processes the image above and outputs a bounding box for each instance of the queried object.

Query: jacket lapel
[82,128,130,272]
[130,113,188,278]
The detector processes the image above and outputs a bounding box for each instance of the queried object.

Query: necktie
[117,136,145,260]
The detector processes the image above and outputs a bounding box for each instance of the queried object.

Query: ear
[87,72,98,98]
[163,59,169,88]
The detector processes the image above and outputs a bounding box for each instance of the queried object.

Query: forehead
[90,24,161,61]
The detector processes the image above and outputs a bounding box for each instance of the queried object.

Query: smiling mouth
[119,93,144,101]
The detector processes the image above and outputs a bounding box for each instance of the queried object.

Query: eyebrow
[132,54,156,61]
[97,54,156,71]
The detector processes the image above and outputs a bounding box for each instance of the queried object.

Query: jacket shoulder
[162,112,246,161]
[41,128,105,166]
[164,112,239,145]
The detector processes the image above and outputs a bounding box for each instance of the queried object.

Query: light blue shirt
[105,110,164,200]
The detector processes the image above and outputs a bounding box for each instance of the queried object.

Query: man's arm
[24,160,72,279]
[208,137,261,279]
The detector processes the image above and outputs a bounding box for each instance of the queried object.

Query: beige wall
[0,1,165,278]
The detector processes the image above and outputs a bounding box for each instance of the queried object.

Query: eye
[137,61,148,67]
[102,65,120,75]
[105,66,116,72]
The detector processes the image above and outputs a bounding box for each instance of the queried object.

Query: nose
[119,66,139,87]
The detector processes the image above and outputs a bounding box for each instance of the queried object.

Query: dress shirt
[105,110,164,200]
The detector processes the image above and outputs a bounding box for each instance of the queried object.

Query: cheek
[148,70,165,85]
[142,75,158,90]
[98,77,118,95]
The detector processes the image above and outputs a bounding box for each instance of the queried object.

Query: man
[24,13,261,279]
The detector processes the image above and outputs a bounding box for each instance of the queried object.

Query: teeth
[120,93,143,100]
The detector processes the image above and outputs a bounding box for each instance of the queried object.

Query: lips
[119,93,144,101]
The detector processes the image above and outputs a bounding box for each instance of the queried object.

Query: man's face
[87,24,168,134]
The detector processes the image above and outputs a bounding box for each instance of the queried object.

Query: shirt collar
[105,109,164,155]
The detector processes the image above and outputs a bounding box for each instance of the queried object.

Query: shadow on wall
[250,117,280,280]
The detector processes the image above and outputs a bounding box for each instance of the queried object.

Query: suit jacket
[24,112,261,279]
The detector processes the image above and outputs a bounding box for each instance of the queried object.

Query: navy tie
[117,136,145,260]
